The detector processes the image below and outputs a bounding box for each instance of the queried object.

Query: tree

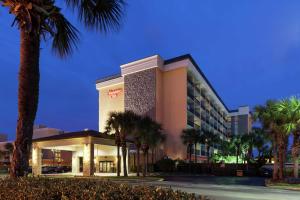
[254,100,288,180]
[277,96,300,178]
[105,112,122,176]
[200,130,220,165]
[2,0,126,177]
[138,116,164,177]
[181,128,200,164]
[132,132,142,177]
[148,122,165,172]
[118,111,139,177]
[252,128,270,165]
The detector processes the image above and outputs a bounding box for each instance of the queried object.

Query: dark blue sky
[1,0,300,140]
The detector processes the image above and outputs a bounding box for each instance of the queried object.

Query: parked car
[42,166,56,174]
[259,163,299,177]
[54,166,71,173]
[259,165,272,177]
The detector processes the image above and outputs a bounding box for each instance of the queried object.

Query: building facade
[229,106,252,135]
[96,54,251,162]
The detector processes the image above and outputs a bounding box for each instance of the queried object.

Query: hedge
[0,178,204,200]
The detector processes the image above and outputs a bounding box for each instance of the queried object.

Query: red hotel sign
[108,88,122,98]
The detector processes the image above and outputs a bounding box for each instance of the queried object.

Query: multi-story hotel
[96,54,252,162]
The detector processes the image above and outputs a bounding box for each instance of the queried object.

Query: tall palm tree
[137,116,163,177]
[131,114,143,177]
[277,96,300,178]
[105,111,122,176]
[118,110,139,177]
[2,0,126,177]
[133,135,141,176]
[252,128,270,164]
[254,100,288,180]
[148,122,165,173]
[181,128,200,164]
[200,130,220,165]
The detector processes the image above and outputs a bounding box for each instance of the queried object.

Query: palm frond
[66,0,125,33]
[45,8,79,58]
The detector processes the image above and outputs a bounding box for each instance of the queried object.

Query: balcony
[187,89,195,99]
[187,120,194,127]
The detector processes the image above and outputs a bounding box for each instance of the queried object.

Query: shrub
[155,158,176,172]
[0,178,202,200]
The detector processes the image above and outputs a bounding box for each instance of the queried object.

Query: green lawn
[266,181,300,191]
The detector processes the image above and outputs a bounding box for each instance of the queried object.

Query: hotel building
[96,54,252,162]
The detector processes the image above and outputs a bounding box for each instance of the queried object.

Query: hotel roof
[96,54,230,112]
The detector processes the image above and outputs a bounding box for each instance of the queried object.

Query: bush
[0,178,201,200]
[155,158,175,172]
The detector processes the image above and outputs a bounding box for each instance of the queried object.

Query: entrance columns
[120,147,129,175]
[83,143,94,176]
[72,151,80,174]
[32,144,42,176]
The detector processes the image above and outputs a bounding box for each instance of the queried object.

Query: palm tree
[137,116,163,177]
[105,112,122,176]
[254,100,288,180]
[148,123,165,173]
[133,135,142,176]
[181,128,200,164]
[119,110,139,177]
[277,96,300,178]
[200,130,220,165]
[2,0,126,177]
[131,115,143,177]
[252,128,270,164]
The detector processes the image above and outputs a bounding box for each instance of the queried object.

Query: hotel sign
[108,88,122,98]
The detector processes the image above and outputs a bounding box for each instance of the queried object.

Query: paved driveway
[142,176,299,200]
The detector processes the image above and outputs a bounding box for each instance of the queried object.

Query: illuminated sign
[108,88,122,98]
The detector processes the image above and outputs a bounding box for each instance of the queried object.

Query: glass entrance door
[99,161,114,173]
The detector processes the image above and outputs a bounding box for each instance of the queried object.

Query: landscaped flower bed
[0,178,205,200]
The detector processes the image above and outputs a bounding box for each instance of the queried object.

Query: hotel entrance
[99,161,115,173]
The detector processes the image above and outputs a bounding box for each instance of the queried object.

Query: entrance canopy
[32,130,130,176]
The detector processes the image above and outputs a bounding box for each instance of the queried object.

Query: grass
[266,180,300,191]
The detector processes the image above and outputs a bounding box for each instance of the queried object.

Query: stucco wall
[162,67,187,160]
[99,84,124,132]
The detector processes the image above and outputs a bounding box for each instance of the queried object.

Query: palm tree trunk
[194,143,197,163]
[137,146,140,177]
[190,145,192,164]
[293,156,299,178]
[189,144,192,173]
[272,135,279,180]
[206,145,210,164]
[151,148,154,172]
[277,135,285,180]
[143,151,146,177]
[292,133,299,178]
[151,148,154,165]
[117,145,120,176]
[121,143,128,177]
[206,146,211,173]
[146,151,149,175]
[10,28,40,178]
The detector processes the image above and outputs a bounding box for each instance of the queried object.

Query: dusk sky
[1,0,300,140]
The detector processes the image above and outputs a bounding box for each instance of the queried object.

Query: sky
[1,0,300,140]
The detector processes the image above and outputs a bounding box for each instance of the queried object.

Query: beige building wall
[161,67,187,159]
[99,84,124,132]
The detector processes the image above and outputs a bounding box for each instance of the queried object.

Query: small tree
[200,130,221,165]
[181,128,200,164]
